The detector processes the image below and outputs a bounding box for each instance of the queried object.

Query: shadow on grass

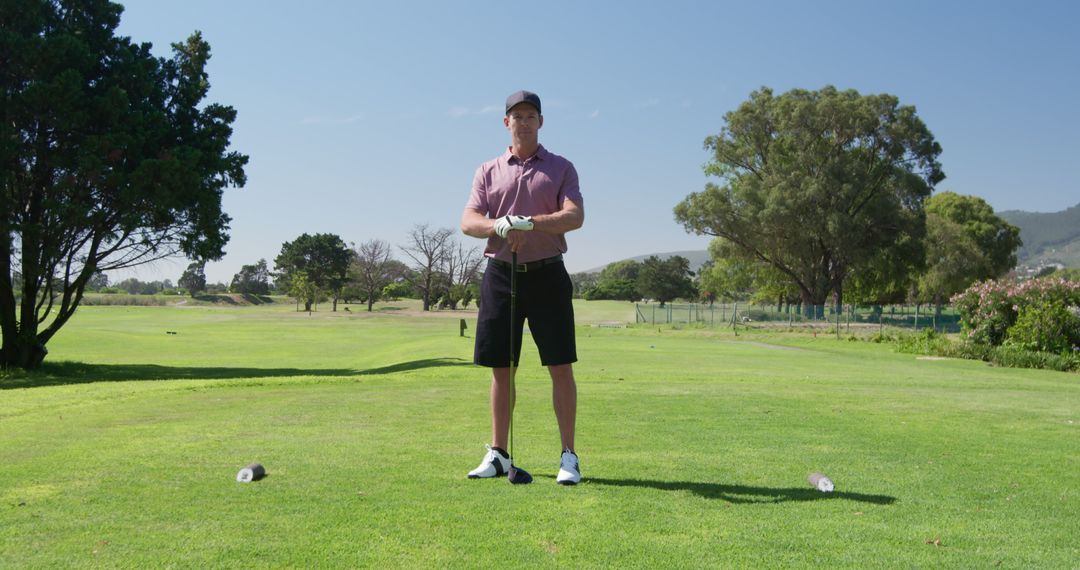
[583,477,897,505]
[1,358,471,389]
[356,358,470,375]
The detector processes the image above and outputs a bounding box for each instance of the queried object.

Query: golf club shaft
[508,251,517,463]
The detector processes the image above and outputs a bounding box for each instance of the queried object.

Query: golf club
[507,250,532,485]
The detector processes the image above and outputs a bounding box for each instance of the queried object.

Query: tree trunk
[0,231,19,367]
[2,334,48,369]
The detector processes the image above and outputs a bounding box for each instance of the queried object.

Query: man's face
[504,103,543,143]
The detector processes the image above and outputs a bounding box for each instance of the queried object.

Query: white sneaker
[556,449,581,485]
[467,445,511,478]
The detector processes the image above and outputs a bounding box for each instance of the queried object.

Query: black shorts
[474,258,577,367]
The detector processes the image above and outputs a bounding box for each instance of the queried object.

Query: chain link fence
[635,302,961,333]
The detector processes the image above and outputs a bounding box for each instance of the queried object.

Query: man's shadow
[578,477,897,505]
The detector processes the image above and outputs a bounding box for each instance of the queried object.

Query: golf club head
[507,464,533,485]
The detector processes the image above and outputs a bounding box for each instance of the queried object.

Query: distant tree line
[260,224,483,312]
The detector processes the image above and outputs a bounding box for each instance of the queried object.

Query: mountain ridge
[999,202,1080,268]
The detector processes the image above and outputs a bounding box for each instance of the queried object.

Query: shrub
[80,294,166,306]
[952,277,1080,351]
[1006,299,1080,354]
[895,329,949,355]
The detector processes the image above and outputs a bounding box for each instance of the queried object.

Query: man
[460,90,585,485]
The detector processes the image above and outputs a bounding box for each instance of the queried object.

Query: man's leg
[551,363,581,485]
[549,363,576,451]
[490,367,513,450]
[467,366,514,478]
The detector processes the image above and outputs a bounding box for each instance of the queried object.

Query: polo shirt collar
[504,144,548,164]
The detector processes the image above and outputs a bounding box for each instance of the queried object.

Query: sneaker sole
[467,473,507,479]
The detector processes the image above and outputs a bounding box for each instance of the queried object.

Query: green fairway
[2,302,1078,568]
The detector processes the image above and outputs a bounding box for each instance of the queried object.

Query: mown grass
[2,301,1078,568]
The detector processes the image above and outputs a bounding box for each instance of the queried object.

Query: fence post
[914,304,920,332]
[835,305,840,339]
[732,302,739,336]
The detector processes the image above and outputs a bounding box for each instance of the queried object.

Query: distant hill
[999,202,1080,268]
[581,250,710,274]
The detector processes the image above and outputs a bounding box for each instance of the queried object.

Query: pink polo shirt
[466,145,583,264]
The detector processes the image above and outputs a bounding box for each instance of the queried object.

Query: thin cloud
[589,109,600,119]
[448,105,501,118]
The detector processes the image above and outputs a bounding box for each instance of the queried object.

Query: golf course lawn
[2,301,1078,568]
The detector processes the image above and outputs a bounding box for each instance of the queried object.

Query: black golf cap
[505,90,541,115]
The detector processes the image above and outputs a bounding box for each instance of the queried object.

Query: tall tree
[399,224,453,311]
[917,213,987,315]
[442,240,484,309]
[230,259,271,296]
[700,238,798,306]
[924,191,1022,279]
[844,230,923,307]
[178,261,207,297]
[674,86,943,315]
[86,271,109,291]
[1,1,247,368]
[636,255,696,306]
[273,233,350,312]
[586,259,641,301]
[349,240,404,312]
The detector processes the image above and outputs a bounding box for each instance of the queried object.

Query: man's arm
[461,198,583,241]
[532,198,584,235]
[461,208,495,239]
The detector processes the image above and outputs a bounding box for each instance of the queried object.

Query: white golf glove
[494,215,534,238]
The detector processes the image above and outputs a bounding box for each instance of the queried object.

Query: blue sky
[113,0,1079,284]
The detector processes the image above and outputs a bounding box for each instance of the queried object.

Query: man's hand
[493,215,534,238]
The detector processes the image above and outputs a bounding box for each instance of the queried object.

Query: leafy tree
[674,86,943,316]
[1,2,247,368]
[349,240,405,312]
[916,213,987,313]
[179,261,207,297]
[399,224,453,311]
[287,271,316,312]
[636,256,695,306]
[925,191,1022,279]
[700,238,797,306]
[274,233,350,311]
[586,260,641,301]
[382,281,413,301]
[844,231,923,307]
[86,271,110,291]
[230,259,270,296]
[569,272,599,299]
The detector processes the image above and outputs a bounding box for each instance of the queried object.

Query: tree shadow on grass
[581,477,897,505]
[1,357,471,390]
[355,358,471,375]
